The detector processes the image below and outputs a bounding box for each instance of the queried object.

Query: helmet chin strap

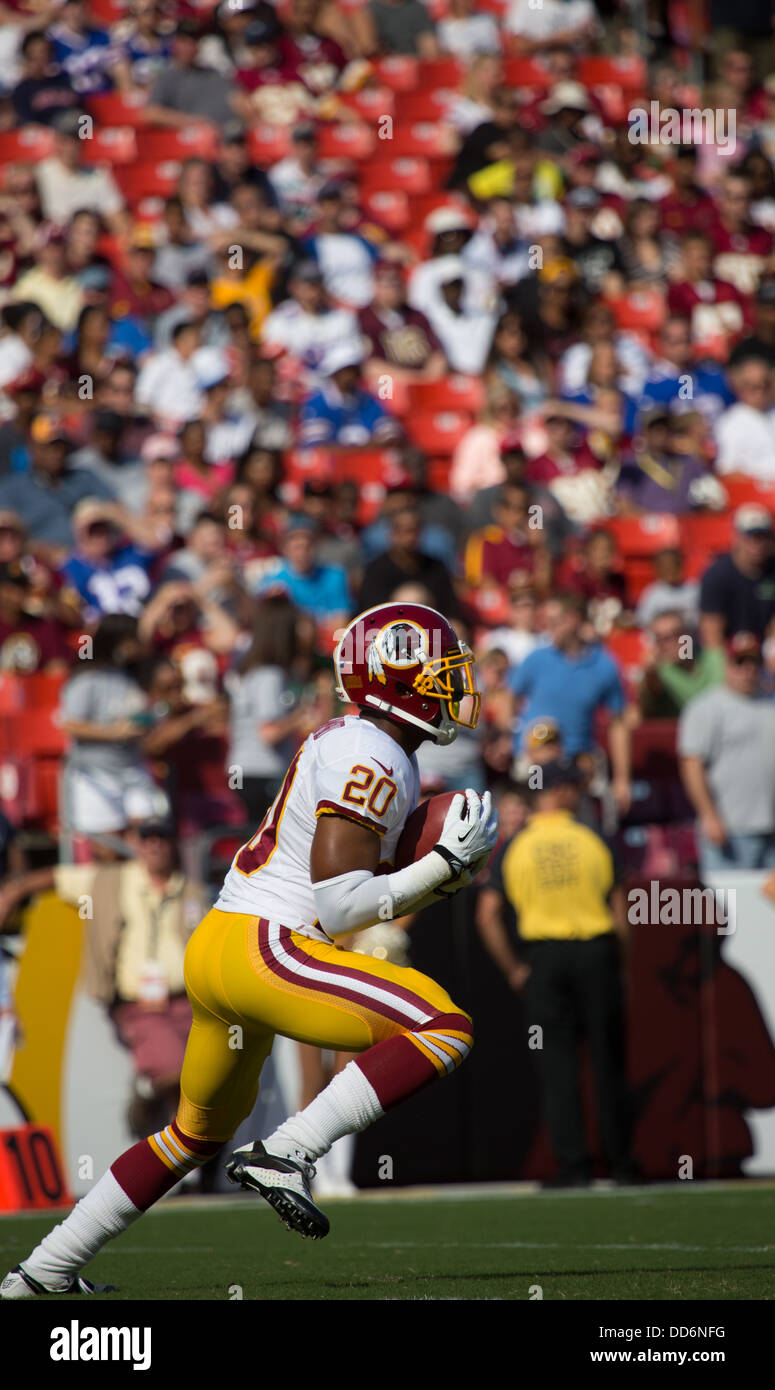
[362,694,459,745]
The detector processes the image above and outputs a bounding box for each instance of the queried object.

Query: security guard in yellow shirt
[478,758,634,1186]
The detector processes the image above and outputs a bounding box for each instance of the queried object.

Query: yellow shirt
[501,810,614,941]
[54,862,188,1000]
[211,261,274,338]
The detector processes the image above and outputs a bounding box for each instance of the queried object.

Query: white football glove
[433,789,499,882]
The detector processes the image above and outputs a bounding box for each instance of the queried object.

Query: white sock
[22,1171,140,1289]
[264,1060,383,1161]
[315,1133,355,1185]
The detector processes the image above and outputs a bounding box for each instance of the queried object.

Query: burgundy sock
[112,1119,222,1211]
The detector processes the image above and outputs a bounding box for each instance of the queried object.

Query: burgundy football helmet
[333,602,480,744]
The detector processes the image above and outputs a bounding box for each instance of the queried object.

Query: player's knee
[428,1009,474,1069]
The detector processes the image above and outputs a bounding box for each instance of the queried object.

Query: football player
[1,601,497,1297]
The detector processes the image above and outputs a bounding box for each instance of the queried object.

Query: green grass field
[2,1184,774,1300]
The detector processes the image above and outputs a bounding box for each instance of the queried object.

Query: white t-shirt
[505,0,594,40]
[261,300,359,380]
[135,348,202,427]
[437,15,500,57]
[714,402,775,481]
[216,713,420,939]
[36,157,124,223]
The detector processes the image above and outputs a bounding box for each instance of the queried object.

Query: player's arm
[310,791,498,938]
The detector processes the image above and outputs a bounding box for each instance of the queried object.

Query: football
[394,791,465,869]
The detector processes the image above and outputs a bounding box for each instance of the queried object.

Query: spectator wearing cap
[302,181,378,309]
[0,414,115,553]
[618,408,727,515]
[134,319,204,428]
[267,127,327,232]
[679,630,775,874]
[638,315,734,426]
[420,255,497,376]
[299,341,403,448]
[714,354,775,481]
[0,365,45,476]
[507,255,583,366]
[59,499,165,623]
[0,556,72,673]
[11,224,84,334]
[196,360,255,466]
[408,206,494,319]
[236,15,314,127]
[480,755,634,1188]
[464,482,551,594]
[699,504,775,648]
[510,592,631,814]
[261,260,359,384]
[11,31,81,128]
[639,610,724,720]
[35,109,127,236]
[256,515,350,628]
[200,0,279,74]
[145,17,243,129]
[0,820,209,1142]
[357,504,458,617]
[635,547,700,629]
[561,187,625,296]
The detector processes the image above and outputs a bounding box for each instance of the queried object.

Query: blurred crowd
[0,0,772,870]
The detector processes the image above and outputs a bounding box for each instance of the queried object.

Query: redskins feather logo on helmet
[333,603,480,745]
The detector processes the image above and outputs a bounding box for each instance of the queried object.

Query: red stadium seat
[623,557,656,602]
[605,627,649,680]
[248,124,293,165]
[408,375,485,414]
[389,122,455,158]
[576,56,647,96]
[363,189,410,233]
[115,160,181,203]
[0,126,55,164]
[603,514,681,558]
[9,709,66,759]
[338,87,395,123]
[87,92,148,128]
[136,126,220,161]
[317,123,375,161]
[374,56,419,92]
[417,58,464,90]
[502,57,552,88]
[360,157,432,194]
[680,513,734,555]
[395,91,457,124]
[88,0,129,22]
[427,457,452,493]
[330,448,401,485]
[408,191,472,225]
[405,410,470,455]
[718,475,775,514]
[79,126,138,166]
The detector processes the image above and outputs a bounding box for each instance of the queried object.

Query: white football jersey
[216,714,420,941]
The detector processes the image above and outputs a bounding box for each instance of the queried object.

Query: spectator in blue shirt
[638,315,734,426]
[0,414,115,553]
[256,517,351,628]
[60,499,161,623]
[511,592,632,814]
[299,342,404,450]
[49,0,115,98]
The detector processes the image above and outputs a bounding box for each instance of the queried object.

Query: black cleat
[225,1140,330,1239]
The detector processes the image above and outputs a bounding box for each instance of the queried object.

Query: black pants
[238,776,281,824]
[523,934,631,1176]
